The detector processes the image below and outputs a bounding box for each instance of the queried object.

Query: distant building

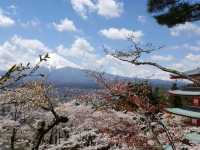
[166,68,200,126]
[171,67,200,80]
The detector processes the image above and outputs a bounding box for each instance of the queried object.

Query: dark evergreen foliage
[147,0,200,27]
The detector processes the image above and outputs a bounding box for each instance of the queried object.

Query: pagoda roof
[169,90,200,96]
[165,107,200,119]
[170,67,200,79]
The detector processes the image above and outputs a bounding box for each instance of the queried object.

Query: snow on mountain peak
[42,53,81,70]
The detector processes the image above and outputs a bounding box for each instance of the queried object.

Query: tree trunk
[58,128,61,144]
[32,121,46,150]
[11,104,18,150]
[10,128,17,150]
[48,128,54,144]
[32,116,68,150]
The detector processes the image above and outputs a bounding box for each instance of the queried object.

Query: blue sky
[0,0,199,80]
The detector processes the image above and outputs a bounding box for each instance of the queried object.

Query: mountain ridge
[0,66,175,89]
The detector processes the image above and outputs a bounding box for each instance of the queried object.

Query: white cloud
[56,38,170,80]
[56,38,97,68]
[11,35,47,50]
[70,0,96,19]
[0,36,182,80]
[0,36,99,71]
[96,55,170,80]
[97,0,123,18]
[70,38,94,53]
[0,36,46,69]
[7,5,17,15]
[0,9,15,27]
[169,53,200,71]
[182,43,200,52]
[57,38,94,56]
[0,36,79,70]
[100,28,143,41]
[170,22,200,37]
[164,42,200,52]
[170,63,185,70]
[151,55,175,62]
[185,53,200,62]
[70,0,123,19]
[137,15,146,23]
[21,19,40,28]
[53,18,77,32]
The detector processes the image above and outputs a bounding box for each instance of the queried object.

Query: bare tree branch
[108,37,200,85]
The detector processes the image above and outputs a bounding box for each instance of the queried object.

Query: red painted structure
[168,68,200,126]
[192,97,200,125]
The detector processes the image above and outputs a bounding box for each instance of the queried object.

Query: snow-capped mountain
[36,66,174,89]
[41,53,81,70]
[0,65,174,89]
[38,66,98,88]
